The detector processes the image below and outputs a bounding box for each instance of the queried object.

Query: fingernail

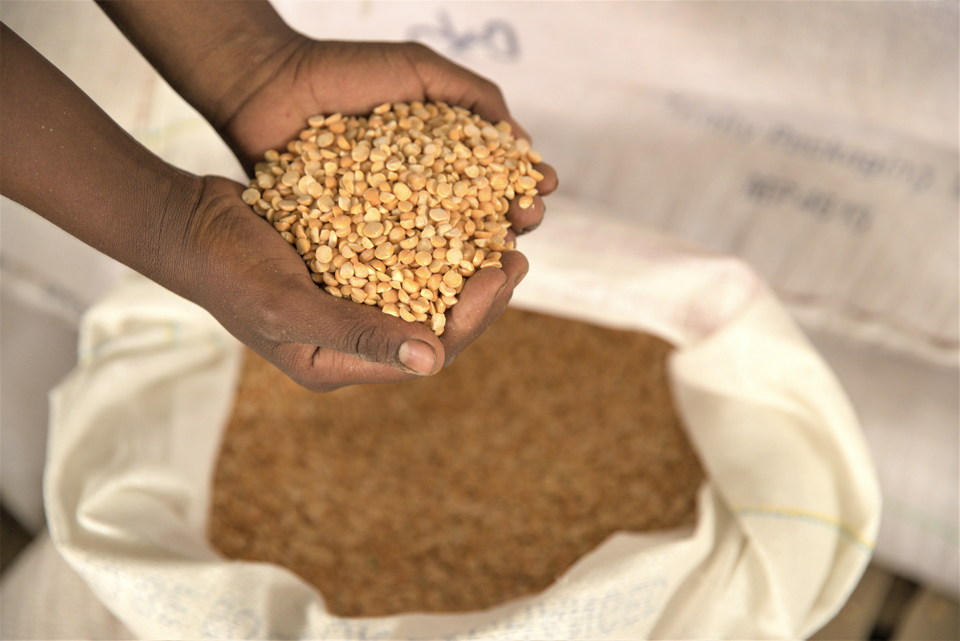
[515,269,528,286]
[398,340,436,376]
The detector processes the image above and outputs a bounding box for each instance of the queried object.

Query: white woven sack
[44,196,880,639]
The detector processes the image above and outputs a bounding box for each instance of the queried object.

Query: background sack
[2,0,954,596]
[43,197,881,639]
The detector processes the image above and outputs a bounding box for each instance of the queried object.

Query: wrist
[97,1,304,138]
[2,22,203,295]
[204,27,307,135]
[136,168,206,297]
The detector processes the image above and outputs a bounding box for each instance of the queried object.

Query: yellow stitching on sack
[733,505,875,552]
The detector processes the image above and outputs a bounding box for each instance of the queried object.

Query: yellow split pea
[241,101,545,336]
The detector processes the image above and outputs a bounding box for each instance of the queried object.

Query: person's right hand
[174,176,528,392]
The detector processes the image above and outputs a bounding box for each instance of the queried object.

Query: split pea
[242,101,545,336]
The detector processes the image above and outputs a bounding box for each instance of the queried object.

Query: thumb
[185,177,444,390]
[254,276,446,387]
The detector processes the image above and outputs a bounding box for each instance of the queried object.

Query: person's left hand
[218,38,558,237]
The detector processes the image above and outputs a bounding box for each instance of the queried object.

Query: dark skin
[1,2,558,392]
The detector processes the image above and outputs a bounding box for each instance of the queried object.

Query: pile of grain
[208,308,704,617]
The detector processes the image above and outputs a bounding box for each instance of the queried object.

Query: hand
[220,39,558,236]
[177,176,529,392]
[207,39,557,387]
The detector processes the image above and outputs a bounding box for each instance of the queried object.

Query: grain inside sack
[241,101,544,336]
[208,308,705,618]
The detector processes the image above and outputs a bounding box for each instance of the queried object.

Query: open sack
[43,196,881,639]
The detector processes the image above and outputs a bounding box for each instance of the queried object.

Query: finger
[257,275,447,378]
[533,162,559,195]
[268,341,424,392]
[507,162,559,236]
[440,250,529,365]
[507,195,545,237]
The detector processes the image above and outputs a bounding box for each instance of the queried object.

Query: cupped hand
[200,37,558,389]
[178,176,528,392]
[219,38,558,235]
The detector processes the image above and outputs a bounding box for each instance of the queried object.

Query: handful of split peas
[242,101,545,336]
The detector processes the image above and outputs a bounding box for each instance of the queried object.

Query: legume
[244,102,544,336]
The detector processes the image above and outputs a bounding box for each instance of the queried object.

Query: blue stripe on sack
[733,505,875,553]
